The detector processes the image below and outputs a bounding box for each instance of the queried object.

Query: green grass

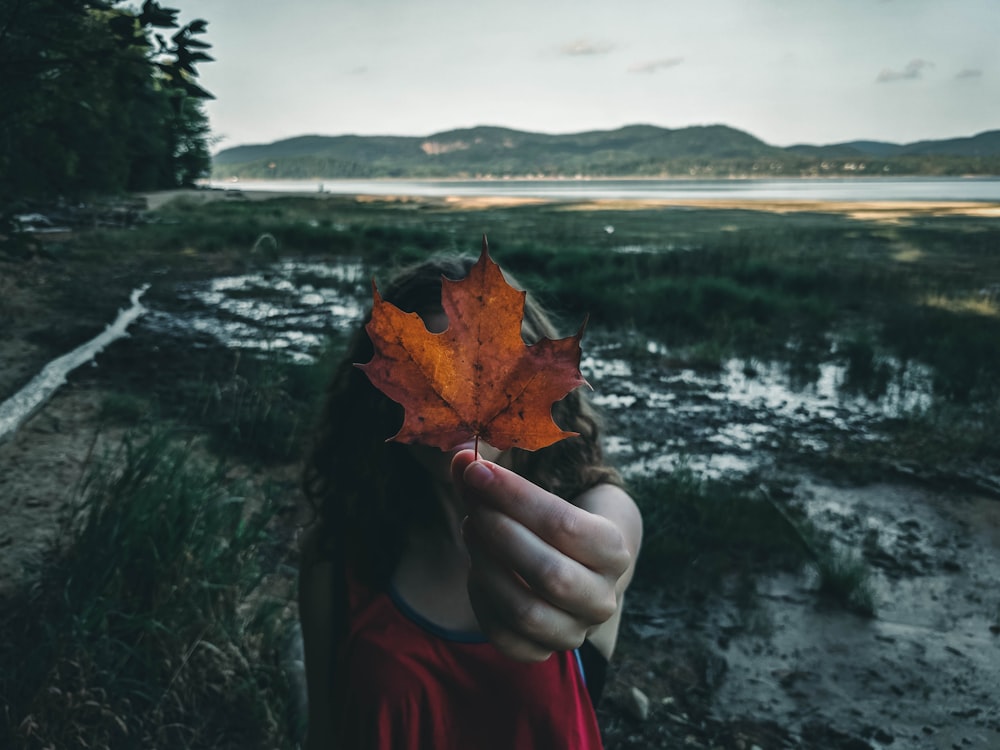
[99,391,152,425]
[90,327,349,465]
[629,468,877,615]
[629,469,807,584]
[0,430,297,750]
[810,545,876,616]
[197,349,330,463]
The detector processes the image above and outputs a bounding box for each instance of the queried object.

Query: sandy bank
[141,187,1000,221]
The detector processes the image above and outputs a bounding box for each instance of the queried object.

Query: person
[298,253,643,749]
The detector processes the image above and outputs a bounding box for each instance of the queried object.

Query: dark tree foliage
[0,0,214,205]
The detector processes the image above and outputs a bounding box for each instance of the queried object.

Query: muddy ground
[3,214,1000,749]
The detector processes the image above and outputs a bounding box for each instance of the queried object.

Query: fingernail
[464,460,493,490]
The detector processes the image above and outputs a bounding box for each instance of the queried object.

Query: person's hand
[451,450,632,662]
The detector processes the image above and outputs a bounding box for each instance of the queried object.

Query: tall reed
[0,430,297,749]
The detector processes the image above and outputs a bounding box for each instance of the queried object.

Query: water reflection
[142,260,367,363]
[582,339,934,480]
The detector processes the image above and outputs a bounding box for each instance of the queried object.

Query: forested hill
[212,125,1000,180]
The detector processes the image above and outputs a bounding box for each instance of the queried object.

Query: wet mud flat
[601,483,1000,749]
[586,338,1000,748]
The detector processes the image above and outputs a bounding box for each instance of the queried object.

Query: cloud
[347,65,369,75]
[876,59,933,83]
[628,57,684,74]
[559,39,614,57]
[955,68,983,79]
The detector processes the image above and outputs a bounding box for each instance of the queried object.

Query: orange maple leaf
[356,237,588,452]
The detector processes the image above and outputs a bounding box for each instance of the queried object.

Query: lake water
[203,176,1000,203]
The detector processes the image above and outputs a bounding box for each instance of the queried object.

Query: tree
[0,0,214,206]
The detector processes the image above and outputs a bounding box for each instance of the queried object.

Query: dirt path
[0,386,126,599]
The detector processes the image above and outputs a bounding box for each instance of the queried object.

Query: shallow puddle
[142,259,367,362]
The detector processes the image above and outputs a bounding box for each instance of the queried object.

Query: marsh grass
[45,198,1000,498]
[87,310,348,464]
[198,352,314,463]
[50,196,1000,408]
[99,391,152,425]
[0,430,296,750]
[629,469,808,586]
[192,335,348,463]
[136,196,452,261]
[630,468,877,615]
[809,545,877,616]
[880,400,1000,472]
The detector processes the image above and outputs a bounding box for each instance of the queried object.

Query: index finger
[451,450,626,571]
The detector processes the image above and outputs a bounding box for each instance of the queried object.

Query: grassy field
[2,193,999,748]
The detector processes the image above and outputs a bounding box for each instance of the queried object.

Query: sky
[180,0,1000,152]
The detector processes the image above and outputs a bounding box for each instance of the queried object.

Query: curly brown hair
[302,253,621,589]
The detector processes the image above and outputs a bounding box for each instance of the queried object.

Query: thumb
[450,449,504,511]
[450,448,479,494]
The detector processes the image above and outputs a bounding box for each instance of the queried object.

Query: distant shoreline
[203,174,1000,184]
[145,180,1000,219]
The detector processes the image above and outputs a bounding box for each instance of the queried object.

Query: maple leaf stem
[474,434,479,460]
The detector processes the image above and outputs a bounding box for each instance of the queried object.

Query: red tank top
[334,574,604,749]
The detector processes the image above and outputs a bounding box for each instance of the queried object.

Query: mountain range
[211,124,1000,180]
